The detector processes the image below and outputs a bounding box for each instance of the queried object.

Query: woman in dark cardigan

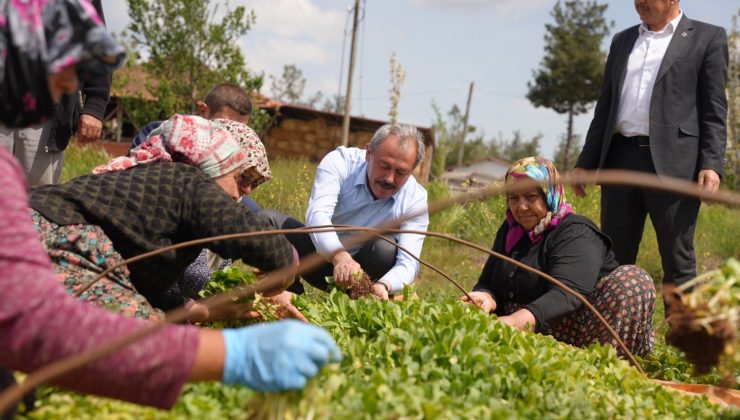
[29,115,292,322]
[461,157,655,357]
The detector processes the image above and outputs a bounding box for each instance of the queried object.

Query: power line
[359,87,462,100]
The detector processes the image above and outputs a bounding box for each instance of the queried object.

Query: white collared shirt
[616,11,683,137]
[305,146,429,292]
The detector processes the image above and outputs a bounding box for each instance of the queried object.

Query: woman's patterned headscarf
[93,115,248,178]
[215,119,271,186]
[0,0,125,128]
[504,156,574,253]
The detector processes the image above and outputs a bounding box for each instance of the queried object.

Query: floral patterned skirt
[503,265,656,358]
[31,210,164,321]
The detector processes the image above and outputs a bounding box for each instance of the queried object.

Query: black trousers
[600,136,700,286]
[259,209,397,294]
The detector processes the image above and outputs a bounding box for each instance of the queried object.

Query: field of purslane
[16,144,739,418]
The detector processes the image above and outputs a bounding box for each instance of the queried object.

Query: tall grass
[251,157,315,220]
[49,146,739,391]
[60,142,112,182]
[59,144,739,295]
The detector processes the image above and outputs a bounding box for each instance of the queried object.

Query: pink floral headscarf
[93,115,247,178]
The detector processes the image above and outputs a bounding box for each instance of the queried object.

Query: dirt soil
[347,272,374,299]
[664,286,736,375]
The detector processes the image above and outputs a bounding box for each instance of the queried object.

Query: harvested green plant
[199,265,286,327]
[666,258,739,384]
[326,271,373,299]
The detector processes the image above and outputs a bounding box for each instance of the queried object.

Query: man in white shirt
[572,0,727,297]
[262,124,429,300]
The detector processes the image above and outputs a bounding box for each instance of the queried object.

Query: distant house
[441,157,510,191]
[107,65,158,134]
[100,73,436,182]
[257,99,435,183]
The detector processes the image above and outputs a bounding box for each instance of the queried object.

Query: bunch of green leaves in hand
[199,265,281,327]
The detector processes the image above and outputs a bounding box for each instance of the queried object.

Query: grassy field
[25,142,737,418]
[60,141,739,324]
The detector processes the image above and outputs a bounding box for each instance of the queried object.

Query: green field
[19,142,738,418]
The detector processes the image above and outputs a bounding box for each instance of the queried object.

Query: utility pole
[457,81,474,166]
[341,0,361,146]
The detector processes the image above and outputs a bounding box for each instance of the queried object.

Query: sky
[104,0,739,159]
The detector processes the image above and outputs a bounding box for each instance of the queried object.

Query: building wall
[264,115,433,183]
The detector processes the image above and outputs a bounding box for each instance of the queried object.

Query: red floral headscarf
[93,115,247,178]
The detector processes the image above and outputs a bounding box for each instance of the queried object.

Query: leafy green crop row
[24,289,737,419]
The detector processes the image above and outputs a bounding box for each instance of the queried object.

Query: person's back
[30,162,292,309]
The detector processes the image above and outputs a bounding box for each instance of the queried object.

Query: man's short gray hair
[367,124,425,168]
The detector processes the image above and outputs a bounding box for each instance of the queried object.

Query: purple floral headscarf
[504,156,574,254]
[0,0,125,128]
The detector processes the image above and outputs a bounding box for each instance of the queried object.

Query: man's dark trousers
[601,135,700,286]
[259,209,396,294]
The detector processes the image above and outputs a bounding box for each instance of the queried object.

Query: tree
[271,64,306,103]
[726,11,740,191]
[124,0,262,122]
[554,133,582,171]
[388,51,406,124]
[304,91,324,108]
[527,0,611,169]
[429,101,488,178]
[492,131,543,162]
[321,94,346,114]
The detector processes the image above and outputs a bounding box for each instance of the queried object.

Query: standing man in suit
[572,0,728,293]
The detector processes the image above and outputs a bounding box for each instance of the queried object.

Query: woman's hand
[460,291,496,313]
[268,291,308,322]
[221,320,342,391]
[498,309,536,331]
[184,300,261,324]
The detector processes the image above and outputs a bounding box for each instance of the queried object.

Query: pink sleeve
[0,149,200,409]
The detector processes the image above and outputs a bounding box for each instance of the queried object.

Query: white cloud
[235,0,348,91]
[246,37,332,74]
[410,0,549,12]
[242,0,346,43]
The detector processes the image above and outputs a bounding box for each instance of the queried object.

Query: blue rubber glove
[222,320,342,392]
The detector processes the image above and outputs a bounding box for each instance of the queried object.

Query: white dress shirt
[616,11,683,137]
[305,146,429,292]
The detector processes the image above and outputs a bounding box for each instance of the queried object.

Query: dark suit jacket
[576,15,728,180]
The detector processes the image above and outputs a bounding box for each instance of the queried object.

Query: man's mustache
[377,180,395,189]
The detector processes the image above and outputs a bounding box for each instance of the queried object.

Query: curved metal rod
[311,224,474,301]
[0,226,643,413]
[395,228,646,375]
[5,167,734,409]
[74,224,471,300]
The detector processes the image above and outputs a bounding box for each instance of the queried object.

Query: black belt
[614,133,650,147]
